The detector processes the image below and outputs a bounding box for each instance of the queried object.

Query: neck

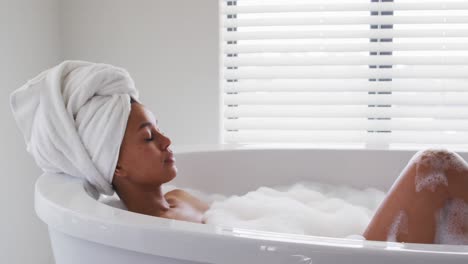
[113,179,170,217]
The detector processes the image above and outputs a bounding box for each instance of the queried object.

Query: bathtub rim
[35,145,468,263]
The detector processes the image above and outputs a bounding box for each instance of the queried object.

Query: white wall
[59,0,221,146]
[0,0,61,263]
[1,1,220,263]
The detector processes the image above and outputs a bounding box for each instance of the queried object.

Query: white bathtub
[35,145,468,264]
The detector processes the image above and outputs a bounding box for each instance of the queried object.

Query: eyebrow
[138,120,159,131]
[138,122,153,131]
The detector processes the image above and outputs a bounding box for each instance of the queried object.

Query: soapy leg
[363,149,468,244]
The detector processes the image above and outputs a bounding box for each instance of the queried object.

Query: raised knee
[412,149,466,172]
[412,149,468,192]
[414,149,455,161]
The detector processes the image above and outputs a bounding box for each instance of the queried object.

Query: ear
[114,164,128,178]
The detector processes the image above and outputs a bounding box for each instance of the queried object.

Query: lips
[164,154,175,163]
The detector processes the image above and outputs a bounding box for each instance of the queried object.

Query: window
[220,0,468,151]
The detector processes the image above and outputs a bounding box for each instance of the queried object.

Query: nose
[158,132,172,150]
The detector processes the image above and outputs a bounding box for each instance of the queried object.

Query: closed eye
[145,132,154,142]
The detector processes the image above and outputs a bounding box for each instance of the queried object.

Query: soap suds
[413,149,467,192]
[434,198,468,245]
[415,172,448,192]
[201,182,385,238]
[386,210,408,242]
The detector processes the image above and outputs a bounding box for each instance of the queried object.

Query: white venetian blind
[220,0,468,150]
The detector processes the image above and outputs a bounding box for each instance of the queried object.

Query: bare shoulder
[165,189,193,200]
[164,188,210,212]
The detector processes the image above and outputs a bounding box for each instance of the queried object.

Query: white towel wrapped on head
[10,60,139,195]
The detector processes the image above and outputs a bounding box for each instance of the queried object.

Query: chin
[165,167,177,183]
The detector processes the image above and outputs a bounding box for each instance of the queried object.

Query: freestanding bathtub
[35,145,468,264]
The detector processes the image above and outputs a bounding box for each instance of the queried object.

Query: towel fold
[10,60,139,195]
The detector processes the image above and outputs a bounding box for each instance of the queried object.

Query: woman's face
[114,102,176,189]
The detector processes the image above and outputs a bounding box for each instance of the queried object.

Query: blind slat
[225,118,468,131]
[225,79,468,92]
[224,105,468,119]
[223,2,468,14]
[224,16,468,27]
[224,56,468,67]
[224,29,468,41]
[224,66,468,79]
[224,93,468,105]
[224,42,468,53]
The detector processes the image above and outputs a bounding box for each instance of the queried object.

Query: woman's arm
[363,149,468,243]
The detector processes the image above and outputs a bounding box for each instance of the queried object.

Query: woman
[11,61,468,245]
[114,98,468,244]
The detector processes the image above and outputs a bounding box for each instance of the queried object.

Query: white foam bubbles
[414,149,467,193]
[202,182,385,238]
[415,172,448,193]
[434,198,468,245]
[386,210,408,242]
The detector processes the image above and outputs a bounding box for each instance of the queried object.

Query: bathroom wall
[0,1,61,263]
[59,0,221,147]
[1,1,220,263]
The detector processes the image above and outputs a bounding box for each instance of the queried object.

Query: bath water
[104,179,468,243]
[163,182,386,238]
